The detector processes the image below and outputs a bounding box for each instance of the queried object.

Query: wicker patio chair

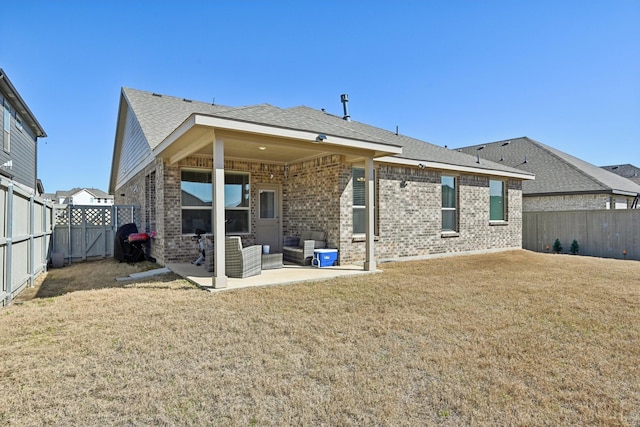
[283,230,327,265]
[225,236,262,278]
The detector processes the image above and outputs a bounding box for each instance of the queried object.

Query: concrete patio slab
[166,262,380,292]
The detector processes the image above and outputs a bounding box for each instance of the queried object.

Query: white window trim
[441,175,458,234]
[489,179,508,223]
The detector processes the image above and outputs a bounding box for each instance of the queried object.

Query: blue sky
[2,0,638,193]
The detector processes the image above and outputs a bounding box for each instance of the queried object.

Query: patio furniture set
[204,231,336,278]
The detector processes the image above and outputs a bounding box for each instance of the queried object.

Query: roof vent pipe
[340,94,351,122]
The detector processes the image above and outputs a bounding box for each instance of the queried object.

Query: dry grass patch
[1,251,639,426]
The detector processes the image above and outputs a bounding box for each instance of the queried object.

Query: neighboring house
[601,164,640,186]
[0,69,47,194]
[457,137,640,211]
[43,188,115,206]
[109,88,534,288]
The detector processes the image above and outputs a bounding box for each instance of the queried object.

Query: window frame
[180,168,251,235]
[441,175,458,233]
[352,167,379,236]
[489,179,507,222]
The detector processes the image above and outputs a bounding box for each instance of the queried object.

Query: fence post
[67,204,72,265]
[5,183,13,305]
[29,194,35,286]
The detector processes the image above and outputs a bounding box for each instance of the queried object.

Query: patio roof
[155,112,403,165]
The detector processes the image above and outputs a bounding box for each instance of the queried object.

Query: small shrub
[569,240,580,255]
[552,239,563,254]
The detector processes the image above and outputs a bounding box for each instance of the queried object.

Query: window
[224,172,250,233]
[259,190,276,219]
[441,176,457,232]
[16,114,23,131]
[3,104,10,153]
[489,180,506,221]
[181,169,250,234]
[352,167,378,234]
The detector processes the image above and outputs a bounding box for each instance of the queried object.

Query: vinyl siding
[116,105,152,189]
[1,95,37,190]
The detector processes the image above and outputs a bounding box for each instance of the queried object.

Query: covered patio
[166,261,380,292]
[156,111,402,289]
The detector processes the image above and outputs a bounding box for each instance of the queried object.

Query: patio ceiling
[154,114,403,165]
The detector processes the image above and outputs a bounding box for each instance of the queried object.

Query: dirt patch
[14,258,183,301]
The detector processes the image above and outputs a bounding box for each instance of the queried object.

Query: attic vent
[182,98,192,103]
[477,145,485,150]
[502,141,510,146]
[152,93,162,97]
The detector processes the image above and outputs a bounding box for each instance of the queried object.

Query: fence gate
[52,205,139,263]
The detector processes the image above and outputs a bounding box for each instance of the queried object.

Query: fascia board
[612,189,640,197]
[376,156,536,180]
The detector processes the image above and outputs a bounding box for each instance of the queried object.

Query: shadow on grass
[17,258,194,301]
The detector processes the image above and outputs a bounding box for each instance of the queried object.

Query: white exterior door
[255,184,282,253]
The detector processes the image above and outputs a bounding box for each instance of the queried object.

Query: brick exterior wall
[116,155,524,266]
[338,164,523,264]
[524,194,635,212]
[282,155,343,249]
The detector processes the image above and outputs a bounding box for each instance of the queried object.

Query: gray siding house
[0,69,47,193]
[110,88,534,288]
[458,137,640,211]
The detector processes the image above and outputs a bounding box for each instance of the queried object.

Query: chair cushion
[300,231,313,241]
[311,231,325,241]
[314,240,326,249]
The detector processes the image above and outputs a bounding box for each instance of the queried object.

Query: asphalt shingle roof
[601,164,640,185]
[457,137,640,196]
[122,87,531,177]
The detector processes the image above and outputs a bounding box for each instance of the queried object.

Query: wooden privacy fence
[1,177,53,306]
[523,210,640,261]
[51,204,140,264]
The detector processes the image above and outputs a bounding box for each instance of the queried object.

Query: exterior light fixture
[315,134,327,143]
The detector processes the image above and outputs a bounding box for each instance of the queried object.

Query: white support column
[212,135,227,288]
[364,157,376,271]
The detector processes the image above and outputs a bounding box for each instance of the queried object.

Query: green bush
[552,239,563,254]
[569,240,580,255]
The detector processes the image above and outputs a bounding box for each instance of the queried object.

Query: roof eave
[526,189,639,197]
[375,156,535,180]
[0,69,47,138]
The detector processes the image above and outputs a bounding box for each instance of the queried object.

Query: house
[0,69,47,194]
[109,88,534,288]
[601,164,640,186]
[43,187,115,206]
[457,137,640,211]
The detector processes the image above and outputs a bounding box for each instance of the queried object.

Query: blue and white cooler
[312,248,338,268]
